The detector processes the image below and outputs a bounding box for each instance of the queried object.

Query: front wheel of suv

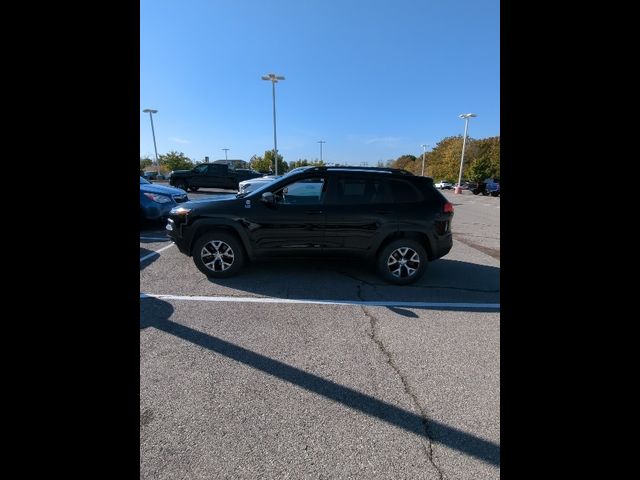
[377,239,427,285]
[192,231,245,278]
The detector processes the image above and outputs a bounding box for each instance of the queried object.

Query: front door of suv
[244,174,328,254]
[322,175,398,253]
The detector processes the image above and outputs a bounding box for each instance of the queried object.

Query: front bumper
[166,218,190,255]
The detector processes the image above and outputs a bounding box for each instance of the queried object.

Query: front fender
[185,217,255,259]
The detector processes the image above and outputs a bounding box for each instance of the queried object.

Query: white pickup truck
[434,180,453,189]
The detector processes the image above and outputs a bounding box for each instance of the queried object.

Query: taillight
[443,202,454,213]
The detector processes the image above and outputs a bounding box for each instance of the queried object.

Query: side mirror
[261,192,276,207]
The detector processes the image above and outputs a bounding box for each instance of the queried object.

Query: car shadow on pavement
[140,296,500,466]
[140,248,159,270]
[203,258,500,308]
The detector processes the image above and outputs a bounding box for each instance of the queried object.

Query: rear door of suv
[322,174,398,254]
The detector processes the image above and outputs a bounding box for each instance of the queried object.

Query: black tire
[192,231,245,278]
[376,238,427,285]
[175,180,188,191]
[491,191,499,197]
[189,186,199,192]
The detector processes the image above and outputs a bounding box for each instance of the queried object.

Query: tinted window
[207,164,225,174]
[333,177,392,204]
[387,179,423,203]
[194,164,208,173]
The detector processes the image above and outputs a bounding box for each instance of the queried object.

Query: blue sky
[140,0,499,166]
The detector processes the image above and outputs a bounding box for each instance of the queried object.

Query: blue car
[140,176,189,222]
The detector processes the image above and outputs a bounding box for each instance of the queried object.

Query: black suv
[166,166,454,284]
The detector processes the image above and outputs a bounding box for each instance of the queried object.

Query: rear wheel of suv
[175,180,188,191]
[189,186,199,192]
[377,239,427,285]
[192,231,245,278]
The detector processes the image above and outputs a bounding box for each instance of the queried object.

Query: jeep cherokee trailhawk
[166,166,454,285]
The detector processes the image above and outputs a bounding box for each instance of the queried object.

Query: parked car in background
[486,181,500,197]
[434,180,453,190]
[471,179,500,196]
[237,167,312,194]
[238,175,282,194]
[166,166,454,285]
[169,163,262,192]
[140,176,189,222]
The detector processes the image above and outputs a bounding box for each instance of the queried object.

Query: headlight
[170,206,191,215]
[143,192,172,203]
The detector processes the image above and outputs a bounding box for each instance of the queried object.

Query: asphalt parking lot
[140,188,500,479]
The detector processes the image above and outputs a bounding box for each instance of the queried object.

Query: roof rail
[304,166,414,175]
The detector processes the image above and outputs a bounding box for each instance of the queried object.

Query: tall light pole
[455,113,477,194]
[318,140,326,163]
[261,73,285,176]
[421,144,428,176]
[143,109,159,172]
[222,148,229,161]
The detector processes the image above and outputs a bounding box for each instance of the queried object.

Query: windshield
[140,177,150,184]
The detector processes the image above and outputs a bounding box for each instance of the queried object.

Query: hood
[178,194,239,211]
[141,183,187,196]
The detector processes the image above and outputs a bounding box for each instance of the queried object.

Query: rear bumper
[431,232,453,260]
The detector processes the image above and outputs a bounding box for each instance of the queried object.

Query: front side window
[274,177,326,205]
[194,164,208,173]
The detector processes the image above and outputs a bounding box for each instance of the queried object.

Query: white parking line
[140,236,169,241]
[140,293,499,310]
[140,243,175,263]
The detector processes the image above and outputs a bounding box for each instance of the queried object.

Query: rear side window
[386,179,423,203]
[333,177,392,204]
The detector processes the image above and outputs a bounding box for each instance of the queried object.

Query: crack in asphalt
[453,235,500,261]
[356,285,446,480]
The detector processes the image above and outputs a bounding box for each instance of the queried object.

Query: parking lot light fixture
[421,144,428,176]
[262,73,285,176]
[455,113,477,194]
[222,148,229,161]
[143,109,159,172]
[318,140,326,162]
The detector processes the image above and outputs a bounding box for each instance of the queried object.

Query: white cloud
[170,137,190,144]
[347,134,405,147]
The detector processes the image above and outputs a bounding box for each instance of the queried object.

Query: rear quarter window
[410,177,446,204]
[386,179,424,203]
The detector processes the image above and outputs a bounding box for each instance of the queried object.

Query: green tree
[473,136,500,180]
[264,150,289,175]
[467,156,494,183]
[158,151,194,172]
[392,154,418,172]
[140,157,153,169]
[250,155,271,173]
